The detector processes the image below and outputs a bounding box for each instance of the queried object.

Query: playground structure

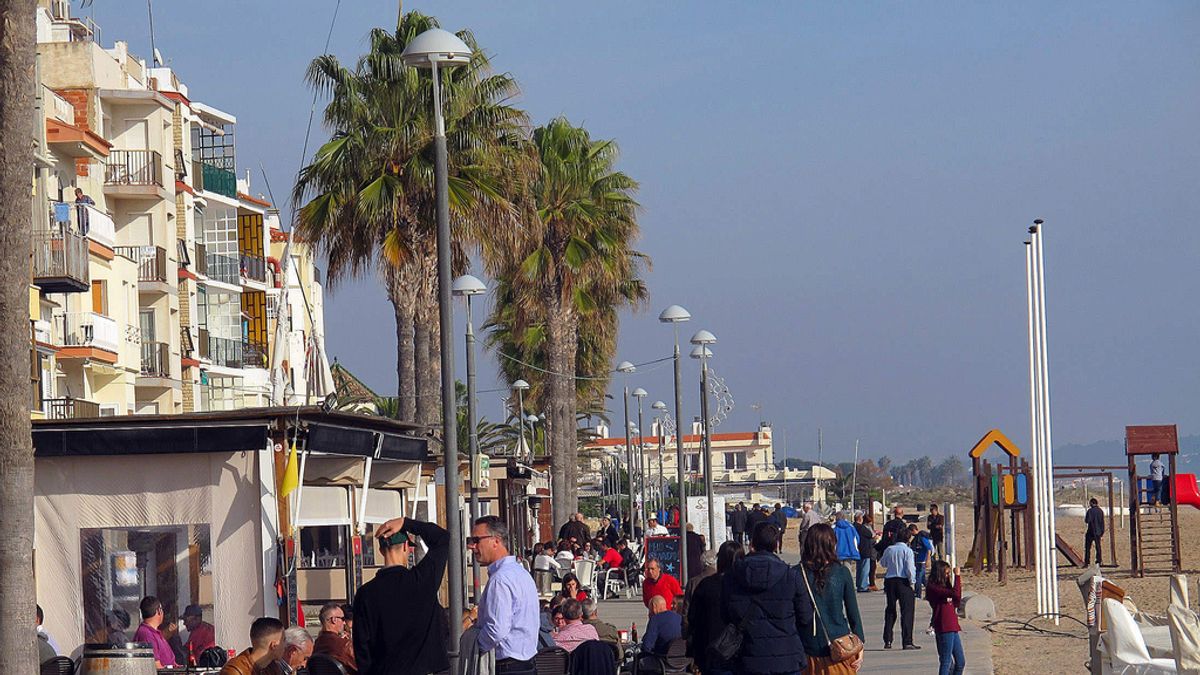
[1125,424,1193,577]
[968,429,1035,583]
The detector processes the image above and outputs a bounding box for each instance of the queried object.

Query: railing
[58,311,120,353]
[43,397,101,419]
[140,341,170,377]
[193,160,236,198]
[135,245,168,282]
[31,228,88,288]
[194,242,208,276]
[46,86,75,124]
[243,341,267,369]
[208,335,243,368]
[206,251,239,285]
[105,149,162,187]
[112,245,140,261]
[240,253,266,283]
[49,201,115,249]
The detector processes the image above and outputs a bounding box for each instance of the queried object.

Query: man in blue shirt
[641,595,682,658]
[907,524,934,600]
[469,516,540,675]
[879,527,918,650]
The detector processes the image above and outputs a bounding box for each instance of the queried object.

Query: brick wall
[57,89,93,178]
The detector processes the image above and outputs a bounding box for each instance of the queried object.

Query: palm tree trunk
[414,310,432,426]
[543,293,576,527]
[0,2,39,671]
[386,267,417,422]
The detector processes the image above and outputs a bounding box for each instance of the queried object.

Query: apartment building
[581,422,836,504]
[30,1,326,418]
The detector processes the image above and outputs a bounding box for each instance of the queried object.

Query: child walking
[925,561,965,675]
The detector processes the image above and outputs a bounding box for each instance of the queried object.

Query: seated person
[560,572,589,601]
[551,599,599,653]
[599,541,623,570]
[220,617,285,675]
[183,604,216,665]
[313,601,356,673]
[534,543,561,574]
[641,595,682,656]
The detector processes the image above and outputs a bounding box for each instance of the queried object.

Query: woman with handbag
[799,524,865,674]
[687,541,743,675]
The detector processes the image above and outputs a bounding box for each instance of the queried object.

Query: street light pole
[659,305,691,584]
[633,388,648,539]
[654,401,667,517]
[617,361,636,538]
[452,274,486,602]
[401,29,473,673]
[691,330,717,547]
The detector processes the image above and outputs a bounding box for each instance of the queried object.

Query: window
[685,454,700,472]
[80,525,212,645]
[724,452,748,471]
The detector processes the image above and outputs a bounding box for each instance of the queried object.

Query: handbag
[708,592,764,663]
[801,566,865,664]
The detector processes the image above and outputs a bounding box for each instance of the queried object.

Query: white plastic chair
[574,559,596,593]
[1100,599,1178,674]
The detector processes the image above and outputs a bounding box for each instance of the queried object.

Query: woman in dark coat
[687,541,744,674]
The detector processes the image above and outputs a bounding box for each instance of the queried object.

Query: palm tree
[295,12,529,426]
[0,2,39,670]
[488,117,647,526]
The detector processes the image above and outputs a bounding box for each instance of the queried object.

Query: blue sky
[87,1,1200,463]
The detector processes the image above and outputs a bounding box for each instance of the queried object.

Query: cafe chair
[39,656,74,675]
[569,639,616,675]
[307,654,350,675]
[574,559,597,594]
[534,647,569,675]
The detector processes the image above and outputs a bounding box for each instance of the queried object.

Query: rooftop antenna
[147,0,160,66]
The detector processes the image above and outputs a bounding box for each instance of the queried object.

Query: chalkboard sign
[644,536,681,577]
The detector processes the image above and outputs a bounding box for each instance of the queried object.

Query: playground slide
[1173,473,1200,509]
[1055,533,1085,567]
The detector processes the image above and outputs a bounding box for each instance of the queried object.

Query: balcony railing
[135,245,168,282]
[206,251,239,285]
[208,335,243,368]
[240,253,266,283]
[105,149,163,187]
[43,397,101,420]
[58,311,120,353]
[243,341,268,369]
[140,341,170,377]
[193,160,236,198]
[49,201,116,249]
[194,241,208,276]
[31,228,89,292]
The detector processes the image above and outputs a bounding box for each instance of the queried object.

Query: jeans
[914,564,927,599]
[935,631,966,675]
[856,558,871,591]
[1085,532,1103,566]
[883,577,915,646]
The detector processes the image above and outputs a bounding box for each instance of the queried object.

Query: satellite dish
[153,48,164,67]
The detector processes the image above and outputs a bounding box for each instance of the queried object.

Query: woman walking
[687,541,743,675]
[799,524,865,674]
[862,512,879,591]
[926,561,965,675]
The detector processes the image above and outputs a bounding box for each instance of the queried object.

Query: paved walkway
[594,564,993,673]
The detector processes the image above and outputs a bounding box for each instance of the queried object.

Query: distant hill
[1053,435,1200,467]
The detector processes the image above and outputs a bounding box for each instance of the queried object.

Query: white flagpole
[1034,221,1060,623]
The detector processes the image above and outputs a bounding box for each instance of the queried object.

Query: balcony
[139,341,170,378]
[193,160,237,199]
[49,201,116,251]
[206,251,239,286]
[104,150,167,201]
[31,228,89,293]
[240,253,266,284]
[43,397,101,420]
[208,335,243,368]
[129,245,169,293]
[58,311,120,355]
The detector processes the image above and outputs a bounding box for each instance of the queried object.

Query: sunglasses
[466,534,500,546]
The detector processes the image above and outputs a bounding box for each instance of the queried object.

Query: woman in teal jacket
[799,523,865,673]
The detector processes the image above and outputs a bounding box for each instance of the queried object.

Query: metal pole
[623,384,634,538]
[638,398,647,539]
[850,439,860,512]
[658,420,666,517]
[517,388,527,461]
[1025,240,1046,616]
[465,293,481,601]
[672,327,689,586]
[700,354,716,547]
[1034,222,1060,622]
[430,61,464,667]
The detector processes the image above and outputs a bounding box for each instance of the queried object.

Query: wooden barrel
[77,644,157,675]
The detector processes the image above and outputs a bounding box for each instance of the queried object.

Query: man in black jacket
[354,517,449,675]
[1084,498,1106,567]
[877,507,907,556]
[721,522,813,675]
[729,503,748,545]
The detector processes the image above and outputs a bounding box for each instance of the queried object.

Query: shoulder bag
[801,566,865,664]
[708,592,763,663]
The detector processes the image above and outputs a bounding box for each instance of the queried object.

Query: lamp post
[690,330,717,547]
[653,400,668,518]
[452,273,486,602]
[617,361,636,538]
[659,304,691,584]
[401,28,472,667]
[512,380,530,462]
[632,387,649,537]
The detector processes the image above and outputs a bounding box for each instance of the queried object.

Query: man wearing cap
[183,604,216,665]
[646,517,669,537]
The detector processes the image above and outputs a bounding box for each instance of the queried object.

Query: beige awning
[303,456,420,489]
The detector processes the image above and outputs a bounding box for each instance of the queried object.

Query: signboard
[687,495,728,547]
[1126,425,1179,456]
[473,454,491,489]
[644,536,681,578]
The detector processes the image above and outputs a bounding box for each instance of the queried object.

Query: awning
[296,486,350,527]
[304,456,419,489]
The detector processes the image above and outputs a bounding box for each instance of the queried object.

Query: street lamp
[401,27,472,665]
[652,400,668,517]
[691,329,717,547]
[452,273,486,602]
[632,387,649,539]
[659,304,691,584]
[512,379,530,462]
[617,361,636,537]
